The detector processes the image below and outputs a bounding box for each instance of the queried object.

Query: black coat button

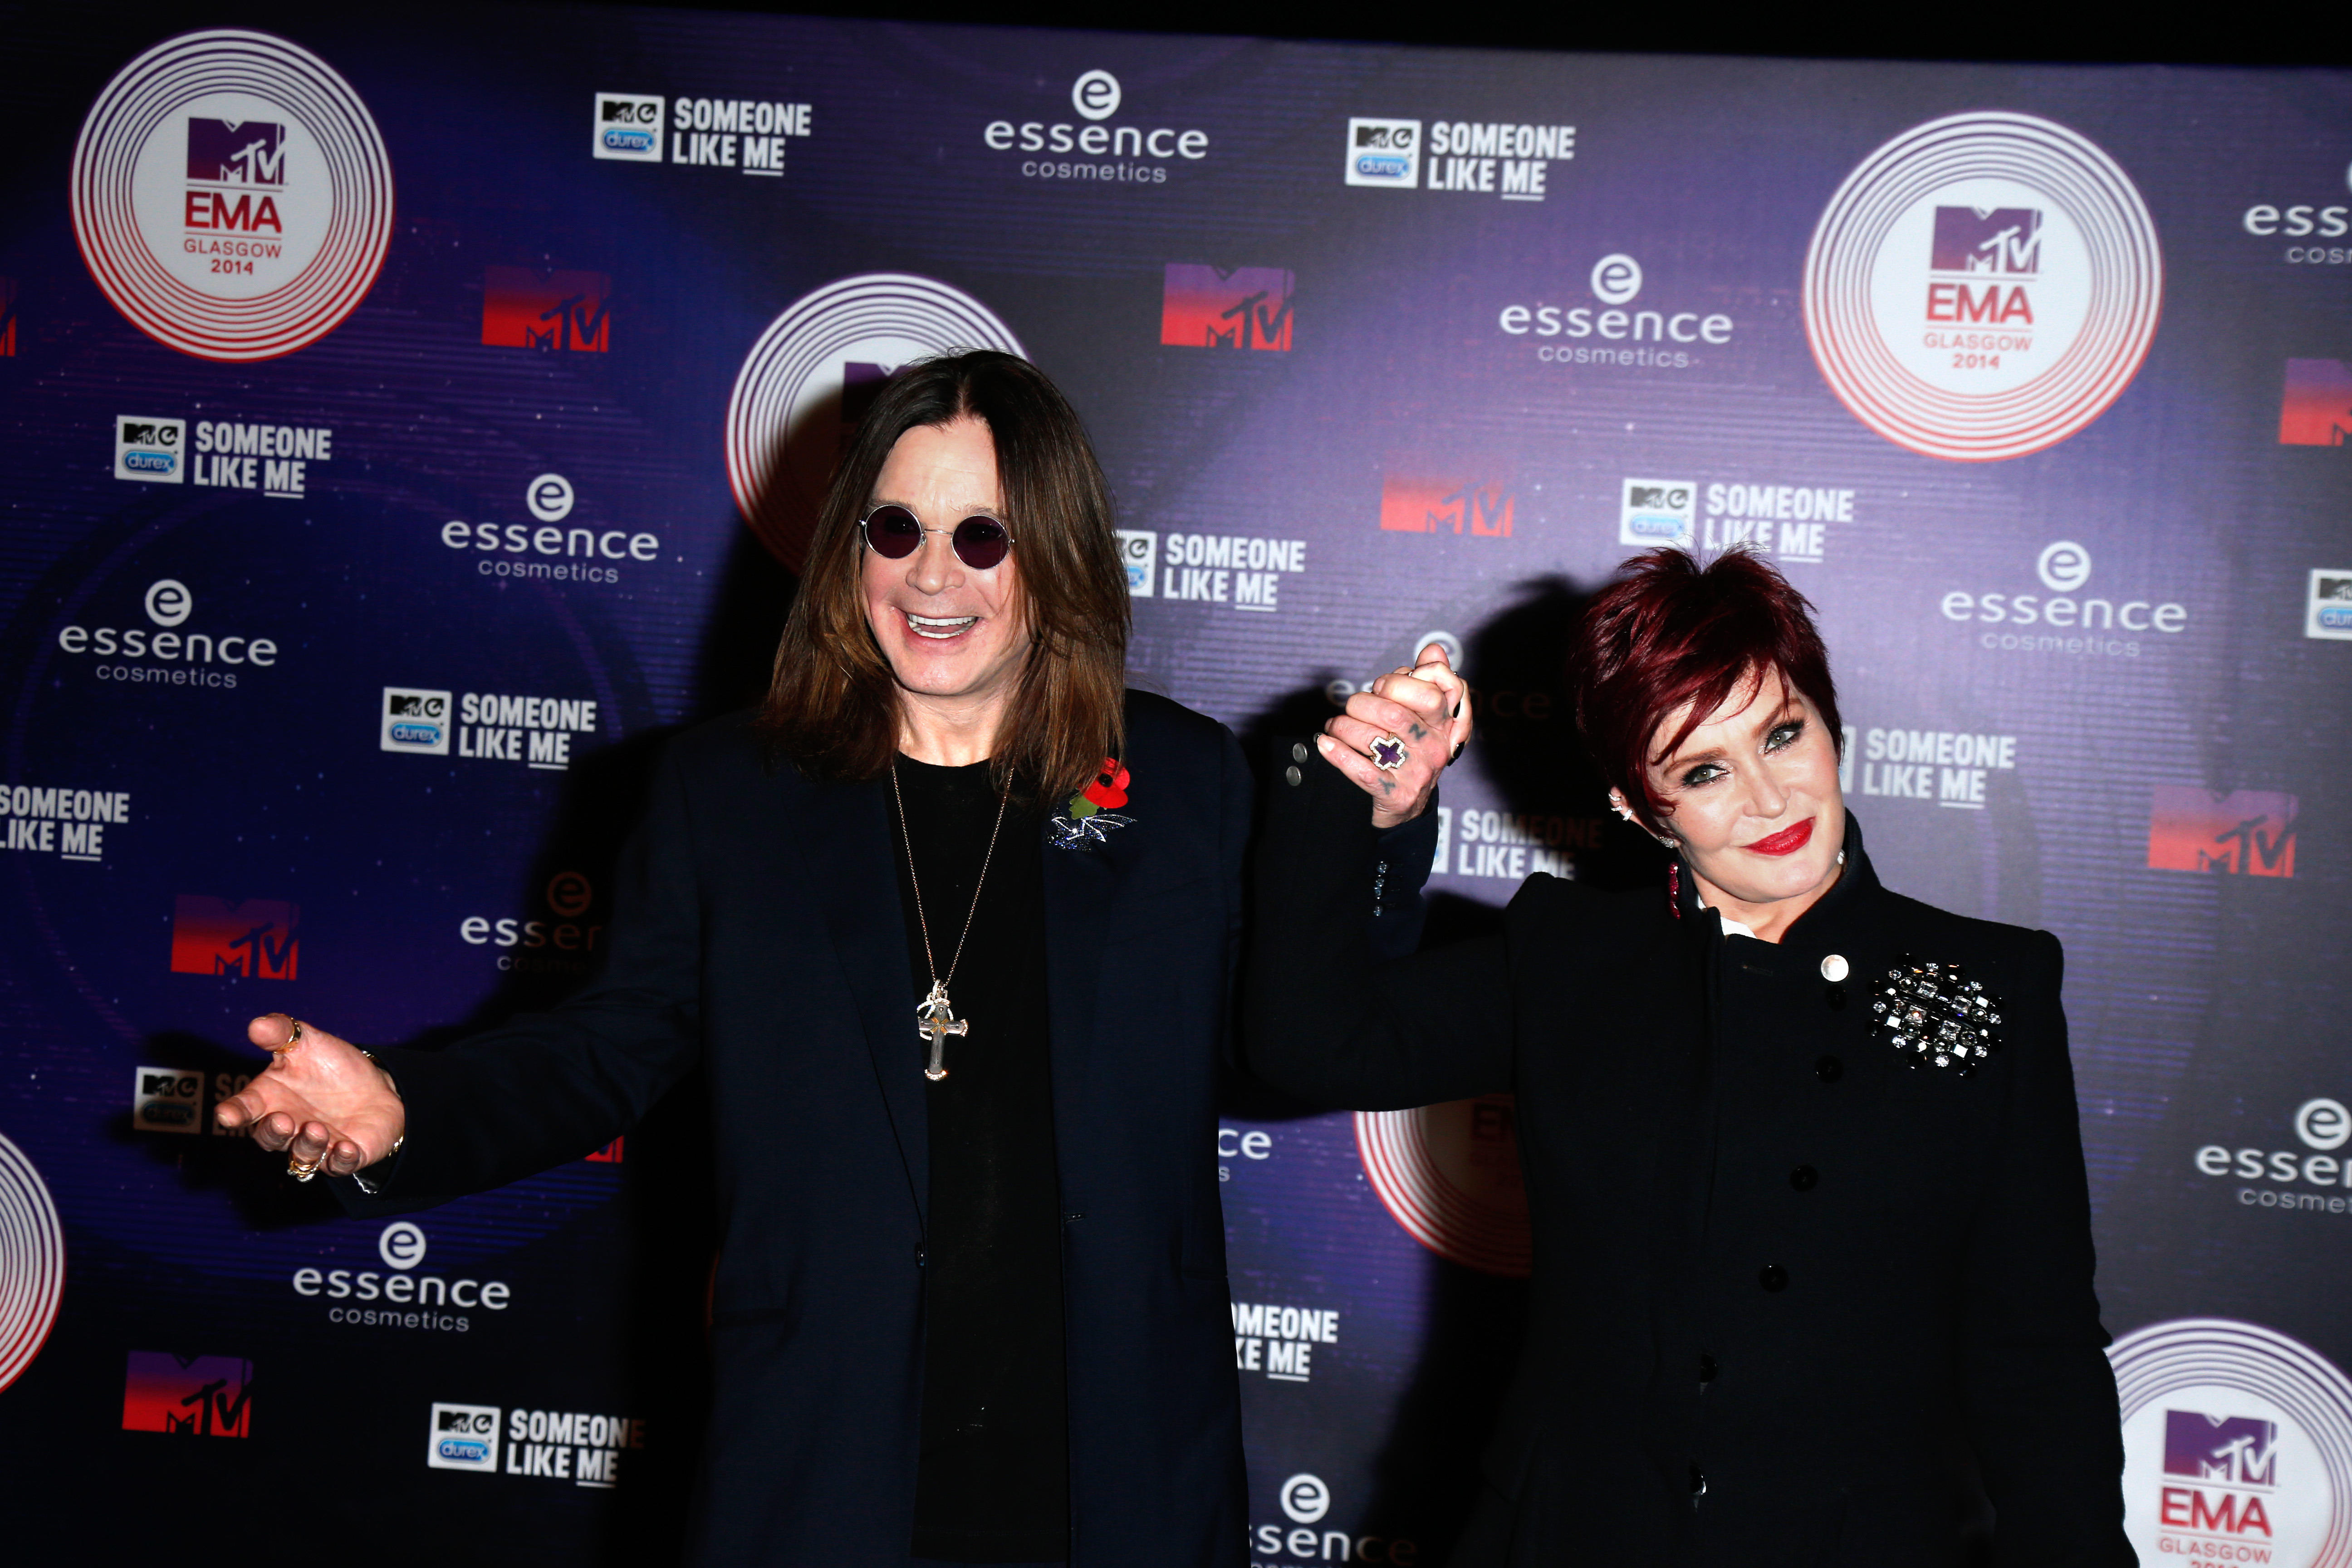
[1698,1353,1718,1385]
[1292,741,1311,764]
[1759,1264,1788,1292]
[1789,1165,1818,1191]
[1815,1054,1843,1083]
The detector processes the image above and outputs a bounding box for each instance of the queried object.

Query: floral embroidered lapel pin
[1049,756,1133,851]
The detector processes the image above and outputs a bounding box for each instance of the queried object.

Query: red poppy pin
[1051,757,1134,849]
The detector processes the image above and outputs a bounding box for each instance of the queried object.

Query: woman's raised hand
[1317,642,1474,830]
[214,1013,407,1181]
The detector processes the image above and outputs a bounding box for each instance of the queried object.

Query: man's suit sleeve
[1957,930,2135,1565]
[339,742,705,1213]
[1243,743,1512,1111]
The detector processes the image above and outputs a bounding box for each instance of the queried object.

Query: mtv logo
[0,276,16,357]
[186,118,286,186]
[2310,568,2352,641]
[1931,206,2042,275]
[482,268,611,352]
[2279,358,2352,447]
[115,415,186,484]
[2163,1410,2278,1488]
[2147,786,2298,878]
[1161,265,1294,351]
[132,1066,204,1135]
[171,895,300,979]
[593,93,665,162]
[1345,118,1421,188]
[1114,529,1157,597]
[1619,477,1695,547]
[122,1352,253,1436]
[381,687,452,755]
[1381,476,1514,537]
[427,1402,502,1472]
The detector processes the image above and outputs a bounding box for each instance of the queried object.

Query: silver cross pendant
[916,981,968,1082]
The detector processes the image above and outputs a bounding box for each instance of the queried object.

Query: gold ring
[286,1153,321,1182]
[268,1015,305,1054]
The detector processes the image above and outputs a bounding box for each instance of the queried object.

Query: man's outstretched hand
[215,1013,406,1180]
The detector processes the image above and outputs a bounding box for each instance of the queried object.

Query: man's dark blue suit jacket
[348,691,1324,1567]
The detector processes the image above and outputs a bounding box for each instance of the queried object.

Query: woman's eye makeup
[1678,762,1727,789]
[1764,717,1806,752]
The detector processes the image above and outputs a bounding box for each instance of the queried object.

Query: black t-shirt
[886,755,1068,1563]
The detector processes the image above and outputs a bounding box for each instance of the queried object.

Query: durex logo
[426,1402,501,1472]
[1346,118,1422,188]
[381,687,451,755]
[1620,478,1695,548]
[116,417,186,484]
[593,93,664,162]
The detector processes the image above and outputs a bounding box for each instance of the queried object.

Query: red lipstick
[1743,818,1814,857]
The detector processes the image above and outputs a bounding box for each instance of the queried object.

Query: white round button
[1820,954,1849,984]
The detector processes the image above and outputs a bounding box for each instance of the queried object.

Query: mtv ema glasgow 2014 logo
[70,29,393,361]
[2111,1318,2352,1567]
[725,274,1023,569]
[1803,112,2161,461]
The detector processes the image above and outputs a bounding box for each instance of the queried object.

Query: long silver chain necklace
[889,762,1013,1083]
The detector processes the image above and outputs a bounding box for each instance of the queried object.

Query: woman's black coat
[1245,750,2133,1567]
[344,693,1253,1568]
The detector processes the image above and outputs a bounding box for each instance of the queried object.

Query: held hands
[1316,642,1474,830]
[214,1013,406,1180]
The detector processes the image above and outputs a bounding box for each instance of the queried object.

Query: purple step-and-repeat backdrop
[1,6,2348,1562]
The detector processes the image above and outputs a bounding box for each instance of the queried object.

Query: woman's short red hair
[1567,548,1842,835]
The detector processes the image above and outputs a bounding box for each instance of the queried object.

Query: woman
[215,352,1276,1567]
[1247,549,2131,1566]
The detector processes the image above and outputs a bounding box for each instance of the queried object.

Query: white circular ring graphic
[0,1132,67,1394]
[725,274,1024,570]
[1803,112,2161,462]
[2111,1318,2352,1567]
[1356,1100,1531,1279]
[71,29,393,361]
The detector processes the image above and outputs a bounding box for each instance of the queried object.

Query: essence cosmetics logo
[2148,787,2297,878]
[482,268,611,352]
[122,1352,253,1436]
[1160,265,1293,351]
[170,894,299,977]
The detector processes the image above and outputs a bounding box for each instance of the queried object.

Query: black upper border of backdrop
[80,0,2352,69]
[627,0,2352,69]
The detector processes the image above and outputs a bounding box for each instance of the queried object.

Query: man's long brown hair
[761,351,1129,806]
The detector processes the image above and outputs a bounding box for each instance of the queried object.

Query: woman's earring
[1609,789,1679,851]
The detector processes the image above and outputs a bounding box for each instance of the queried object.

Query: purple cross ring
[1369,735,1407,772]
